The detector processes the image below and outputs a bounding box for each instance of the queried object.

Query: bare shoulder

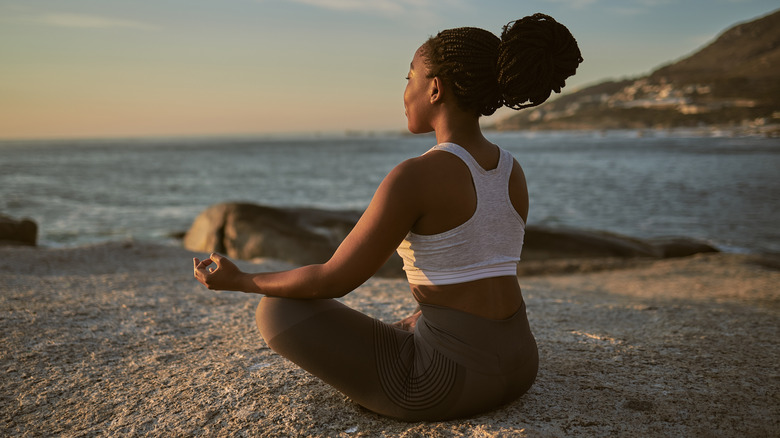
[510,157,528,182]
[385,151,459,189]
[380,156,426,195]
[406,149,470,181]
[370,155,437,213]
[508,157,529,223]
[382,151,473,228]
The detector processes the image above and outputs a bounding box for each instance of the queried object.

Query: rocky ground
[1,242,778,437]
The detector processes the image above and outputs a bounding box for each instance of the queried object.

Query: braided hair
[423,13,583,116]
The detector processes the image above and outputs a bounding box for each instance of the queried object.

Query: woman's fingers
[193,257,216,281]
[193,254,234,290]
[209,253,225,268]
[194,257,213,270]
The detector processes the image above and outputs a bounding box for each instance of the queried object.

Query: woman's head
[421,13,583,117]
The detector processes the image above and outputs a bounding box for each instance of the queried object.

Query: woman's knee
[255,296,272,328]
[255,296,285,343]
[255,297,346,345]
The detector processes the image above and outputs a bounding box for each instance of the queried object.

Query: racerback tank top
[396,143,525,285]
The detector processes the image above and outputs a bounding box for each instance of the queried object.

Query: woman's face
[403,46,435,134]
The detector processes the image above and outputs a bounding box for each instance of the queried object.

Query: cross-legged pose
[194,13,582,421]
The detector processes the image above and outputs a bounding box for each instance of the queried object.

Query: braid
[423,13,583,115]
[424,28,502,116]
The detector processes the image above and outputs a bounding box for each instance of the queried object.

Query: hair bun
[497,13,583,110]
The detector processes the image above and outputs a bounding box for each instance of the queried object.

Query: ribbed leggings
[255,297,538,421]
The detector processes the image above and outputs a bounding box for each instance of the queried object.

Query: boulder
[522,226,658,260]
[184,203,720,279]
[183,203,403,277]
[0,214,37,246]
[522,226,719,260]
[645,237,719,258]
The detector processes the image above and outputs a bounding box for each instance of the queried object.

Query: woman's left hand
[193,253,243,291]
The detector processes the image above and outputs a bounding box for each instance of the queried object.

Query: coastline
[1,241,778,436]
[4,132,779,257]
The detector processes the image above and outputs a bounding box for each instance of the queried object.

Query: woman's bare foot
[392,310,422,332]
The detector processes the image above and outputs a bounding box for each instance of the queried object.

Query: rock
[184,203,719,279]
[522,226,719,261]
[183,203,404,278]
[646,237,719,258]
[183,204,229,255]
[0,214,37,246]
[522,226,658,260]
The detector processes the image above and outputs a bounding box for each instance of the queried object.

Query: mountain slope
[652,10,780,81]
[494,9,780,132]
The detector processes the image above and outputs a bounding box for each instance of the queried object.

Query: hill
[493,9,780,133]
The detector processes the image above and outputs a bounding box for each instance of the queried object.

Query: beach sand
[1,242,778,437]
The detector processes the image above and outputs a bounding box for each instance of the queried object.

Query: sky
[0,0,777,139]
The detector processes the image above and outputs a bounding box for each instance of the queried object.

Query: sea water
[1,130,778,254]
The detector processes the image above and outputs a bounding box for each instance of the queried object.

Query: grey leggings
[255,297,538,421]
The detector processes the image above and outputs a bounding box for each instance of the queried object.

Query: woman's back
[400,140,529,320]
[408,140,528,235]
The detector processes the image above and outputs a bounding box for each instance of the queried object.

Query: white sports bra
[396,143,525,285]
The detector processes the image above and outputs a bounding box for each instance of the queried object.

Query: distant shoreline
[488,123,780,138]
[2,123,779,143]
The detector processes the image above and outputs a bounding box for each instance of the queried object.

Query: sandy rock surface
[1,242,778,437]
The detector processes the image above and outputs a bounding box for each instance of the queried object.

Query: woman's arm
[193,158,423,299]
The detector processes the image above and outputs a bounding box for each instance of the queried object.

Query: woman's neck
[433,111,489,148]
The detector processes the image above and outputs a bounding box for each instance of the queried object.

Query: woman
[194,13,582,421]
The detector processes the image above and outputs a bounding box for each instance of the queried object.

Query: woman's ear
[430,76,443,104]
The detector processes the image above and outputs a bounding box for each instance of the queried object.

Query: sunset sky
[1,0,777,139]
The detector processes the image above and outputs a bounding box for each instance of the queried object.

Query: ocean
[1,130,778,255]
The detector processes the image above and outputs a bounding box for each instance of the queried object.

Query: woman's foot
[392,310,422,332]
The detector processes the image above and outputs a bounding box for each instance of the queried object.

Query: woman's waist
[411,276,523,320]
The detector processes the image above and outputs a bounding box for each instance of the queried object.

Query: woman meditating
[194,13,582,421]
